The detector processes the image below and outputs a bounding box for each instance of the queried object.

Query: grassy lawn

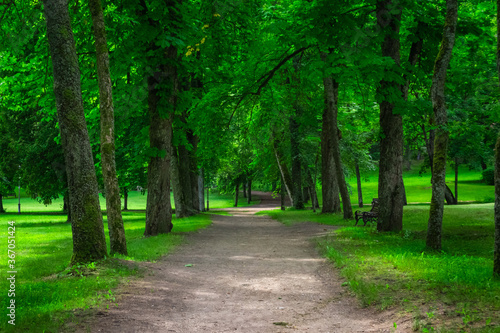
[1,190,260,213]
[329,160,494,206]
[264,203,499,332]
[0,190,251,332]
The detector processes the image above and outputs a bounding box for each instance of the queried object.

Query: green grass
[1,190,259,213]
[313,160,494,206]
[264,204,500,332]
[0,208,213,332]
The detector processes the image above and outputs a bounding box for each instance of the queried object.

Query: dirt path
[79,192,410,332]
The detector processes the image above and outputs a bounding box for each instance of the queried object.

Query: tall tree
[88,0,127,255]
[43,0,107,264]
[493,0,500,278]
[426,0,458,251]
[376,0,404,232]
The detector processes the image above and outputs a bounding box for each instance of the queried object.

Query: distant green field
[314,160,493,206]
[1,189,259,213]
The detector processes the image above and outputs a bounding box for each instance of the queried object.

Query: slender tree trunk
[272,136,294,206]
[355,162,363,208]
[290,113,304,209]
[234,181,239,207]
[0,194,4,213]
[187,131,200,212]
[454,159,458,204]
[43,0,107,264]
[171,145,190,218]
[376,0,404,232]
[280,175,286,211]
[206,187,209,211]
[243,181,247,198]
[178,143,194,211]
[89,0,127,255]
[198,168,205,212]
[324,76,352,219]
[247,179,252,203]
[144,45,176,236]
[426,0,458,251]
[493,0,500,278]
[123,188,128,211]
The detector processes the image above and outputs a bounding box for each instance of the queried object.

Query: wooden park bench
[354,198,379,226]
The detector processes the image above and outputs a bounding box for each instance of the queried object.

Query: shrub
[481,168,494,185]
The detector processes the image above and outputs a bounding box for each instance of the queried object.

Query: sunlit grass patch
[315,204,500,332]
[0,212,211,332]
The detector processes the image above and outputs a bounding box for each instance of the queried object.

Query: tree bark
[324,75,352,219]
[198,168,205,212]
[0,194,4,213]
[89,0,127,255]
[376,0,404,232]
[493,0,500,278]
[63,192,71,223]
[243,181,247,198]
[454,158,458,204]
[290,113,304,209]
[426,0,458,251]
[355,162,363,208]
[144,46,176,236]
[123,188,128,211]
[171,145,190,218]
[321,66,341,214]
[280,175,286,211]
[247,179,252,203]
[43,0,107,264]
[272,136,294,206]
[234,181,239,207]
[187,131,200,212]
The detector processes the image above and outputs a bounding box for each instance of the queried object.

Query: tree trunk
[324,76,353,219]
[63,192,71,223]
[454,159,458,204]
[306,169,319,210]
[243,181,247,198]
[123,188,128,211]
[247,179,252,203]
[89,0,127,255]
[493,0,500,278]
[376,0,404,232]
[272,135,294,206]
[402,178,408,206]
[44,0,107,264]
[178,143,194,211]
[171,145,190,218]
[290,113,304,209]
[206,187,209,211]
[0,194,4,213]
[280,175,285,211]
[426,0,458,251]
[187,131,200,212]
[234,181,239,207]
[355,162,363,208]
[144,45,176,236]
[198,168,205,212]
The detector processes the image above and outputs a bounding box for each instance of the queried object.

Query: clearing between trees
[76,192,410,333]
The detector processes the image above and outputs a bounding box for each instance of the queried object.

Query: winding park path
[78,192,411,332]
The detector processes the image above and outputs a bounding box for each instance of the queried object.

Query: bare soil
[77,192,411,332]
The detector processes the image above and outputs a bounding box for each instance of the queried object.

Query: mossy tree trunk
[43,0,107,264]
[290,112,304,209]
[144,45,177,236]
[376,0,404,232]
[187,131,200,212]
[89,0,127,255]
[493,0,500,278]
[426,0,458,251]
[324,74,352,219]
[321,53,341,214]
